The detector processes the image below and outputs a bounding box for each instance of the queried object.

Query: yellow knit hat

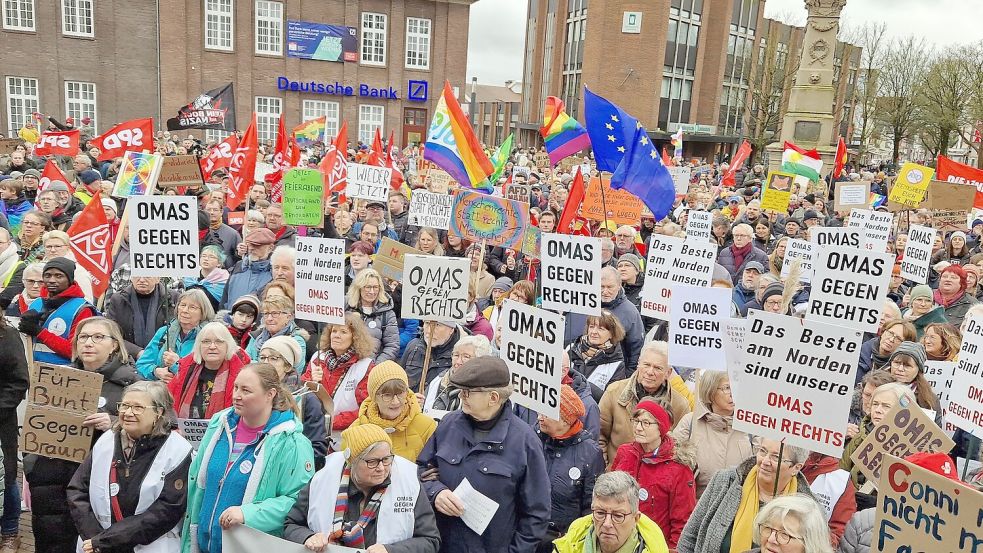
[367,360,409,397]
[340,424,392,460]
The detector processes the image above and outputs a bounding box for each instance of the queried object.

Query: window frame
[405,16,431,70]
[254,0,283,56]
[62,0,94,38]
[64,80,97,133]
[254,96,282,143]
[360,12,387,67]
[204,0,234,52]
[358,104,385,144]
[5,76,39,138]
[2,0,36,32]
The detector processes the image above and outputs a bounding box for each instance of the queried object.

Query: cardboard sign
[521,225,541,259]
[408,190,453,229]
[849,397,955,488]
[282,168,324,226]
[920,180,977,210]
[112,151,163,197]
[732,311,862,456]
[450,190,529,250]
[401,255,470,322]
[374,237,424,282]
[581,176,644,225]
[346,162,390,202]
[810,227,862,250]
[128,196,199,277]
[780,238,814,282]
[534,152,551,168]
[807,245,892,334]
[157,154,204,188]
[685,210,712,241]
[29,364,103,412]
[900,225,935,284]
[669,166,692,195]
[512,166,531,182]
[0,138,22,155]
[946,315,983,437]
[924,361,958,436]
[888,162,935,207]
[20,363,103,463]
[833,181,870,213]
[424,168,453,193]
[873,455,983,553]
[295,237,346,324]
[931,209,968,233]
[640,234,717,318]
[505,183,531,204]
[761,171,794,212]
[500,300,563,419]
[177,418,209,450]
[668,286,729,370]
[540,234,601,316]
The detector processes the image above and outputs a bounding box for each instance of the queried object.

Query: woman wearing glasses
[136,289,215,382]
[677,438,816,553]
[24,317,140,553]
[244,294,309,372]
[855,320,915,384]
[15,209,51,264]
[284,424,440,553]
[182,363,315,553]
[748,494,833,553]
[346,269,400,364]
[68,381,193,553]
[168,322,252,420]
[3,261,43,316]
[349,361,435,462]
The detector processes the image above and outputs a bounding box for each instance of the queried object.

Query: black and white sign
[780,239,815,282]
[640,234,717,318]
[900,224,935,284]
[541,234,601,316]
[501,300,563,420]
[807,245,892,334]
[346,162,391,202]
[128,196,199,278]
[408,191,453,229]
[401,255,470,322]
[668,286,729,370]
[685,211,712,241]
[811,227,862,250]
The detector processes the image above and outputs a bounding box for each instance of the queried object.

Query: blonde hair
[239,363,300,417]
[697,370,729,410]
[72,317,131,364]
[43,229,71,246]
[346,268,390,308]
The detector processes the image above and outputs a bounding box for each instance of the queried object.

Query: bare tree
[877,36,931,163]
[845,22,887,161]
[915,50,965,158]
[953,44,983,168]
[743,29,799,163]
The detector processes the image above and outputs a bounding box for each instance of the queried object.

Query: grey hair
[192,322,239,363]
[872,382,917,405]
[177,289,216,323]
[352,441,390,466]
[640,340,669,361]
[115,381,177,437]
[246,209,265,223]
[600,237,615,250]
[697,370,729,411]
[271,245,296,265]
[752,494,833,553]
[600,266,620,282]
[882,300,901,321]
[754,437,809,465]
[616,225,636,238]
[592,471,640,513]
[453,334,492,357]
[22,262,44,280]
[490,383,514,403]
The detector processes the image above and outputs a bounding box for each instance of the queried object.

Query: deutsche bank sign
[276,77,429,102]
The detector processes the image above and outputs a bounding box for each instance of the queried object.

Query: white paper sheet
[454,478,500,536]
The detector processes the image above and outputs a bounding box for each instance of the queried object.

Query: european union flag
[610,121,676,221]
[583,87,637,173]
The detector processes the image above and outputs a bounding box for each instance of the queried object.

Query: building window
[405,17,431,70]
[302,99,340,139]
[205,0,233,51]
[254,1,282,55]
[62,0,93,37]
[360,12,387,66]
[255,96,281,143]
[3,0,35,31]
[5,76,38,137]
[660,0,702,130]
[205,129,231,143]
[358,104,384,143]
[65,81,96,132]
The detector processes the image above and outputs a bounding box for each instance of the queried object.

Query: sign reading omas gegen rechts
[128,196,200,278]
[540,234,601,316]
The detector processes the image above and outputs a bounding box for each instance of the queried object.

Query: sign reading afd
[276,77,429,102]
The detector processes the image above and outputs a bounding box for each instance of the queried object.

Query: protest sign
[669,166,692,195]
[374,237,424,282]
[761,171,793,212]
[402,255,470,322]
[534,151,551,168]
[29,364,103,412]
[946,315,983,437]
[833,181,870,213]
[295,237,346,324]
[512,166,531,182]
[540,234,601,316]
[847,207,870,230]
[873,455,983,553]
[223,524,355,553]
[450,190,529,250]
[177,418,209,450]
[938,154,983,209]
[780,239,815,282]
[581,176,644,225]
[888,162,935,207]
[807,245,892,334]
[425,168,453,193]
[849,396,955,488]
[346,162,390,202]
[640,234,717,318]
[128,196,199,278]
[810,227,862,250]
[500,300,563,419]
[924,361,958,435]
[282,168,323,226]
[21,363,103,463]
[408,190,453,229]
[668,286,729,370]
[156,154,204,188]
[931,209,968,233]
[521,225,541,259]
[0,138,21,155]
[112,151,163,197]
[733,311,862,456]
[685,210,712,241]
[921,180,977,210]
[900,224,935,284]
[505,183,531,204]
[723,319,747,399]
[864,210,893,252]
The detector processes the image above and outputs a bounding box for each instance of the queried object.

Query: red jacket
[168,348,251,418]
[611,438,696,549]
[302,351,373,431]
[801,452,857,548]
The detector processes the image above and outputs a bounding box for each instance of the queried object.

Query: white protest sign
[294,237,346,324]
[223,524,360,553]
[669,166,692,195]
[847,208,870,230]
[408,190,453,229]
[501,300,563,419]
[900,224,935,284]
[685,210,712,241]
[946,315,983,437]
[346,162,391,202]
[780,239,815,282]
[128,196,199,277]
[733,311,862,456]
[723,319,747,399]
[640,234,717,318]
[540,234,601,316]
[810,227,862,251]
[807,245,892,334]
[924,360,957,436]
[863,210,893,252]
[177,419,209,450]
[668,286,729,370]
[401,255,470,322]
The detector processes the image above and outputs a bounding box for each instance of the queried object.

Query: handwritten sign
[408,190,453,230]
[282,168,324,226]
[346,162,390,202]
[157,154,204,188]
[761,171,793,212]
[402,254,470,322]
[20,363,103,463]
[639,234,717,318]
[0,138,23,155]
[582,176,644,225]
[425,168,453,193]
[450,190,529,250]
[29,364,103,412]
[374,237,424,282]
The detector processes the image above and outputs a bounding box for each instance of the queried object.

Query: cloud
[466,0,528,84]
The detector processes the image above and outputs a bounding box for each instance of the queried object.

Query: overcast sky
[467,0,983,85]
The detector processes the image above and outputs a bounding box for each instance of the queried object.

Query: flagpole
[598,170,612,232]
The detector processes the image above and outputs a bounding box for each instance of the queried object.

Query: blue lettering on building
[277,77,425,101]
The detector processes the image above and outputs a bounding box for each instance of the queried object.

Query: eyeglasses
[361,454,395,469]
[759,523,803,545]
[258,354,283,363]
[263,311,290,318]
[200,339,225,347]
[24,279,43,287]
[630,417,658,429]
[117,402,153,415]
[77,333,110,344]
[22,220,42,227]
[592,510,631,524]
[882,330,905,342]
[755,447,795,466]
[763,298,783,308]
[178,303,202,311]
[378,392,406,404]
[459,388,494,399]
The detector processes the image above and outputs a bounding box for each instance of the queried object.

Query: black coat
[103,284,179,358]
[400,326,462,391]
[0,324,28,409]
[566,340,627,402]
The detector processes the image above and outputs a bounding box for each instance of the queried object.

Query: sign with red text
[946,315,983,437]
[295,237,346,324]
[640,234,717,318]
[807,245,892,334]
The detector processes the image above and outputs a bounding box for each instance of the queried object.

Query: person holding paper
[350,361,435,462]
[416,356,550,553]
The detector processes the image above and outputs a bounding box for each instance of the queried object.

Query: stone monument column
[765,0,847,177]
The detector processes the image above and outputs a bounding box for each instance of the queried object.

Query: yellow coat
[352,407,437,462]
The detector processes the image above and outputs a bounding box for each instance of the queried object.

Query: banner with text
[946,315,983,437]
[900,224,935,284]
[346,162,391,202]
[501,300,563,419]
[283,168,324,226]
[450,190,529,250]
[685,211,712,242]
[540,234,601,316]
[925,360,957,435]
[780,238,815,282]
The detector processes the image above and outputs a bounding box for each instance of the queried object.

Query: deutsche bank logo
[408,80,429,102]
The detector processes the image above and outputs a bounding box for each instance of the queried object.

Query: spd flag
[226,114,258,210]
[200,134,239,180]
[34,129,80,157]
[38,162,73,193]
[90,118,155,161]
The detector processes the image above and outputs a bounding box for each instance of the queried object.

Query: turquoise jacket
[135,323,201,379]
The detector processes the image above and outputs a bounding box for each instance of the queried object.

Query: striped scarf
[329,466,389,548]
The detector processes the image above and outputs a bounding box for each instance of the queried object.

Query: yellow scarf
[357,391,421,432]
[730,465,797,553]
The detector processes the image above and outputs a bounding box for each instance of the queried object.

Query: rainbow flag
[424,81,494,191]
[540,96,591,165]
[869,193,887,208]
[293,117,326,147]
[671,128,683,158]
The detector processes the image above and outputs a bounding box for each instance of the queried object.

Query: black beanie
[44,257,76,282]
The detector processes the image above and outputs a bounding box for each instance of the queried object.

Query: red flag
[67,191,112,298]
[227,114,258,210]
[34,129,80,157]
[200,134,239,180]
[833,137,848,180]
[661,146,674,167]
[722,140,752,188]
[319,122,349,204]
[288,137,301,167]
[90,118,155,161]
[557,168,586,234]
[368,128,385,166]
[385,130,405,190]
[783,141,821,160]
[267,116,289,202]
[38,162,73,193]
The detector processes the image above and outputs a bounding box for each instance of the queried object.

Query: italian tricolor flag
[781,141,823,182]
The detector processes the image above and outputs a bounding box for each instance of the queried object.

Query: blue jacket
[416,403,550,553]
[222,258,272,310]
[732,282,756,316]
[399,317,420,357]
[513,369,601,441]
[539,429,605,533]
[135,323,201,379]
